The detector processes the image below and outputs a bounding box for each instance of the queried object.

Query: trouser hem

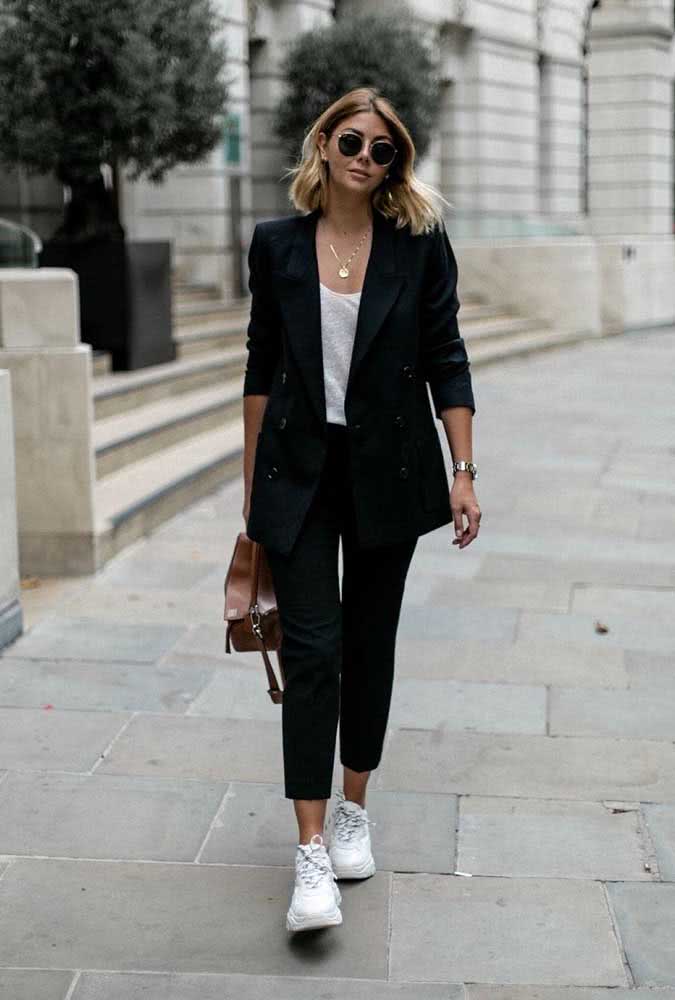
[285,788,334,800]
[340,759,380,773]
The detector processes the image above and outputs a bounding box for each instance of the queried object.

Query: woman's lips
[349,169,370,179]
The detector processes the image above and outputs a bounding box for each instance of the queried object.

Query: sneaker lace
[296,837,338,889]
[333,793,377,843]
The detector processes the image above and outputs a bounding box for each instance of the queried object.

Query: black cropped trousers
[265,421,418,800]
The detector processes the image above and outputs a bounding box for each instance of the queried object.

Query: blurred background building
[1,0,673,296]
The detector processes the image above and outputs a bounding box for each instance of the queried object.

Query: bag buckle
[250,603,264,641]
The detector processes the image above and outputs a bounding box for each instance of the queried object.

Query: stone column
[587,0,674,235]
[0,369,23,649]
[538,57,587,229]
[445,10,541,236]
[249,0,334,221]
[0,269,97,576]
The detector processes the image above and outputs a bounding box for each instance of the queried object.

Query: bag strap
[250,540,284,702]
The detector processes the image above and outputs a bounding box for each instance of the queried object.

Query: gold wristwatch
[452,460,478,481]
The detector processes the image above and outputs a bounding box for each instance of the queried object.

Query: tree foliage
[275,5,441,163]
[0,0,230,185]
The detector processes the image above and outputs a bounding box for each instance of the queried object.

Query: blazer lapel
[274,206,407,428]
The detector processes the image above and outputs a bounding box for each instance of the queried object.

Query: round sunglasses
[335,130,398,168]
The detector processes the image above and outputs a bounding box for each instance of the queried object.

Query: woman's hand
[242,493,250,529]
[450,475,481,548]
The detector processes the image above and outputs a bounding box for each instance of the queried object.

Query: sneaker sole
[330,855,376,879]
[286,904,343,932]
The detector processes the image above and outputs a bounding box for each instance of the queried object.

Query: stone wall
[0,270,97,576]
[0,369,23,650]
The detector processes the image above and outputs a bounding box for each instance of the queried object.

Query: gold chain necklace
[323,223,371,279]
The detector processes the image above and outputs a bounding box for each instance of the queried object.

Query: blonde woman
[242,87,481,932]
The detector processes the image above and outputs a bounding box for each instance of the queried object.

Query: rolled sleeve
[420,221,476,418]
[243,223,281,397]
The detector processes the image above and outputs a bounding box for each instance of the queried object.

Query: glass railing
[0,218,43,267]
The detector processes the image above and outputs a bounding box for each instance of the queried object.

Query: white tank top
[319,281,362,425]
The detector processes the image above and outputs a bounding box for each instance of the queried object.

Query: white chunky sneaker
[286,833,343,932]
[327,790,377,879]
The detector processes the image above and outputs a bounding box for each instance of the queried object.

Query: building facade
[1,0,674,325]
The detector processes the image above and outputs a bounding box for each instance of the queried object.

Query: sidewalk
[1,324,675,997]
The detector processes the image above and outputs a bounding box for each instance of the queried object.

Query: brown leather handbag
[223,532,285,703]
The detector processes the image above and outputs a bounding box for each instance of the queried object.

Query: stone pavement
[2,324,675,998]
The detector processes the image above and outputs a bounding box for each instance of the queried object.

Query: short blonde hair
[282,86,451,236]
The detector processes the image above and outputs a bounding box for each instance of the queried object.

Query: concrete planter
[39,239,175,371]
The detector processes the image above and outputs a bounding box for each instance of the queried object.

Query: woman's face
[318,110,395,199]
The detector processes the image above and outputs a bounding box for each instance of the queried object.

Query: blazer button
[279,416,287,429]
[399,465,409,479]
[267,465,279,480]
[281,371,287,384]
[394,414,405,427]
[401,364,415,380]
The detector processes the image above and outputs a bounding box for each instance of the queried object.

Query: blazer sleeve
[419,220,476,418]
[243,223,281,397]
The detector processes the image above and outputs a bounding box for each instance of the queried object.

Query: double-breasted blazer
[243,205,476,556]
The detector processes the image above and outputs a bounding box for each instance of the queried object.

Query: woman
[242,87,481,933]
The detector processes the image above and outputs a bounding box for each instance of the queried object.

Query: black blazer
[243,206,476,556]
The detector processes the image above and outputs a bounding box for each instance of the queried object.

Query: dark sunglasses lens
[371,142,396,166]
[337,133,362,157]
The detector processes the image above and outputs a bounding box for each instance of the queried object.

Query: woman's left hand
[450,477,481,548]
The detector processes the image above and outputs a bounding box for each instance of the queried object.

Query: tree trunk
[51,173,125,244]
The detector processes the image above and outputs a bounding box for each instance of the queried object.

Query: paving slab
[387,677,546,734]
[0,771,226,861]
[0,656,214,712]
[0,858,391,978]
[426,576,571,612]
[549,686,675,741]
[389,873,627,985]
[96,714,287,783]
[53,585,222,626]
[166,623,232,661]
[518,609,675,655]
[200,782,457,874]
[397,603,518,642]
[457,796,652,880]
[641,803,675,881]
[571,585,675,624]
[91,556,218,589]
[624,649,675,690]
[0,706,129,771]
[606,882,675,985]
[377,729,675,802]
[393,636,627,688]
[467,989,675,1000]
[477,552,675,588]
[71,971,460,999]
[186,665,287,722]
[5,616,185,662]
[0,969,74,1000]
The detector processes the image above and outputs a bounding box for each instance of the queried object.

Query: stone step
[91,350,112,376]
[93,346,247,419]
[462,314,546,342]
[94,376,244,478]
[172,282,222,305]
[459,302,505,321]
[174,298,249,328]
[95,421,244,567]
[174,319,247,358]
[470,326,591,366]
